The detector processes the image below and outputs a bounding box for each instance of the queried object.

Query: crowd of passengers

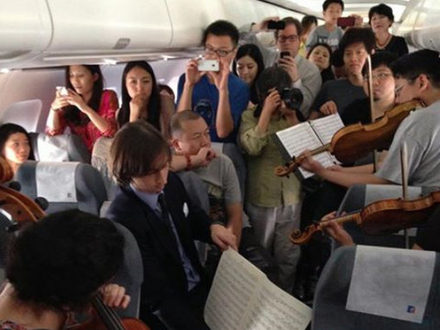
[1,1,440,328]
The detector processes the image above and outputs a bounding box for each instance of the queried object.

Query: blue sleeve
[176,74,186,107]
[230,81,250,127]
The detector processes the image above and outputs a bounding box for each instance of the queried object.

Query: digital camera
[280,88,303,111]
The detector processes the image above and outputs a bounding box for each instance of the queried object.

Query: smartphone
[280,51,290,59]
[198,59,219,72]
[267,20,286,30]
[56,86,68,96]
[337,17,355,28]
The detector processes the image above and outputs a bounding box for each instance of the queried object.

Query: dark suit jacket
[106,173,212,329]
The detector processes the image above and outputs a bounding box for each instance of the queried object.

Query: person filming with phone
[240,16,321,118]
[177,20,249,143]
[306,0,345,52]
[46,65,118,153]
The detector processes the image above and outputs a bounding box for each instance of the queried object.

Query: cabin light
[103,59,117,65]
[162,56,169,61]
[0,68,10,74]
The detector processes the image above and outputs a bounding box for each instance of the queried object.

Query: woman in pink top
[46,65,118,152]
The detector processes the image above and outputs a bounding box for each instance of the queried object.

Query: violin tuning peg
[34,197,49,211]
[8,181,21,192]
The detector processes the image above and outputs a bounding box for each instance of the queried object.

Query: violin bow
[366,55,379,172]
[400,141,410,248]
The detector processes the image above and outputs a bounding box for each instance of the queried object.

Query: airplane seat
[211,142,247,199]
[312,245,440,329]
[29,132,91,163]
[336,184,427,248]
[15,161,107,215]
[91,136,117,200]
[0,99,42,133]
[111,221,144,318]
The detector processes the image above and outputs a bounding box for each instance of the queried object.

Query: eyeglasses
[204,46,235,58]
[363,72,393,81]
[277,35,299,43]
[394,84,405,96]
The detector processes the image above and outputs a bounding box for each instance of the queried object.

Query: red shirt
[46,90,118,152]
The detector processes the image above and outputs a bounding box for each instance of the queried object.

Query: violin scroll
[289,224,322,245]
[274,162,298,177]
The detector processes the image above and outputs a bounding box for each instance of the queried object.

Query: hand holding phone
[280,51,290,59]
[56,86,69,96]
[337,17,355,28]
[197,60,219,72]
[267,20,286,30]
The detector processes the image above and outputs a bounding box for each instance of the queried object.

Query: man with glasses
[309,28,375,121]
[241,16,322,118]
[299,49,440,188]
[177,20,249,143]
[342,51,397,125]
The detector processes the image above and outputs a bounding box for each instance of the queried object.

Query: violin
[290,190,440,245]
[275,100,422,177]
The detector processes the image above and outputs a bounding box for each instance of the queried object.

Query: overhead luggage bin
[0,0,52,66]
[46,0,172,53]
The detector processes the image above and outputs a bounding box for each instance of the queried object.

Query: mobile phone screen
[337,17,355,28]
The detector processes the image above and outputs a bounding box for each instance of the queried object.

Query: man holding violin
[320,205,440,253]
[342,51,398,125]
[300,49,440,188]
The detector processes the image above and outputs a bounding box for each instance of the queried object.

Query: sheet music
[204,249,265,330]
[276,123,335,179]
[346,245,435,323]
[204,250,311,330]
[243,279,312,330]
[310,113,344,145]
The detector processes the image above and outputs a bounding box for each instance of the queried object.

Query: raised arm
[177,59,204,112]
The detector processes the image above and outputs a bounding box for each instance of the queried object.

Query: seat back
[16,161,107,215]
[0,99,42,132]
[91,137,117,199]
[112,222,143,318]
[211,142,246,199]
[30,133,91,163]
[313,246,440,329]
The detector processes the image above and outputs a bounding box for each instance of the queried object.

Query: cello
[0,157,150,330]
[73,295,150,330]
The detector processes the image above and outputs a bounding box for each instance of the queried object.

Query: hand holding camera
[262,88,281,115]
[252,17,283,32]
[279,87,304,124]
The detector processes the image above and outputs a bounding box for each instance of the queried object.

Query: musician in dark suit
[106,120,237,329]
